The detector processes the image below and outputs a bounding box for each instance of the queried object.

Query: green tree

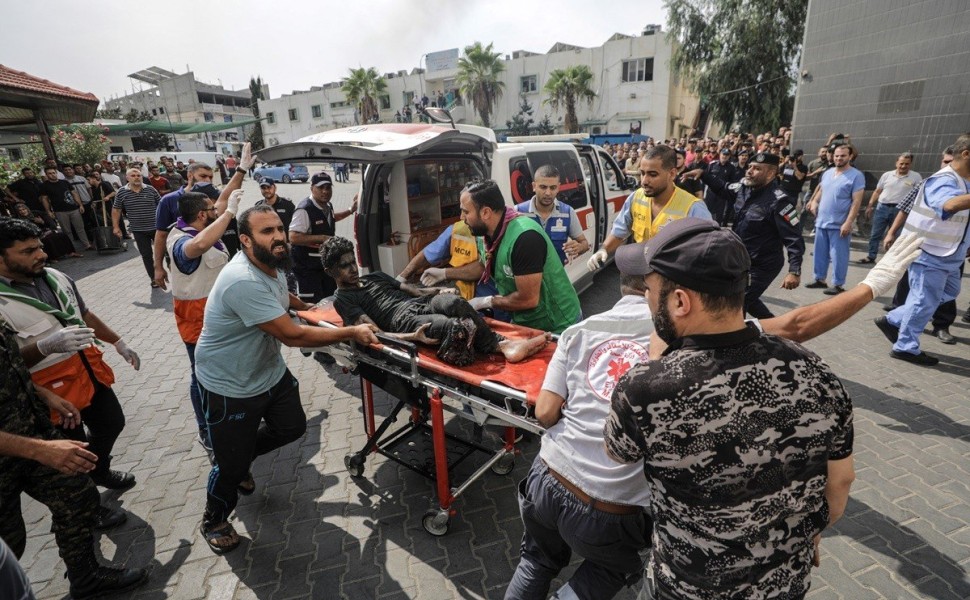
[124,109,170,151]
[17,124,112,174]
[95,107,123,119]
[664,0,806,132]
[456,42,506,128]
[505,97,538,137]
[341,67,387,125]
[543,65,597,134]
[248,75,266,150]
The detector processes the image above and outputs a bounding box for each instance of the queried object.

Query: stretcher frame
[297,312,546,536]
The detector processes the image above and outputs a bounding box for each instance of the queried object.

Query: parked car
[253,163,309,184]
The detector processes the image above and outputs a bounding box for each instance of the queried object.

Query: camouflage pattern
[605,324,854,599]
[0,317,99,572]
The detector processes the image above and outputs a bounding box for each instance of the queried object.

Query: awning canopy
[0,64,98,130]
[99,117,265,135]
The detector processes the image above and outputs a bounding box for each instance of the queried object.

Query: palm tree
[455,42,506,128]
[543,65,597,134]
[341,67,387,124]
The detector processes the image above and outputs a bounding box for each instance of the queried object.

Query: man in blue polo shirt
[515,165,589,265]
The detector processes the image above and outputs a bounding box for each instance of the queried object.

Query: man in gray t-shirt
[193,204,377,554]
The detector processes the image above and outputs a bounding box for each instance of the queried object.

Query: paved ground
[18,175,970,599]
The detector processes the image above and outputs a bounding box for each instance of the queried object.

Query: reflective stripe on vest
[167,228,230,342]
[448,221,479,300]
[630,186,702,242]
[902,166,970,257]
[517,199,572,264]
[292,197,335,269]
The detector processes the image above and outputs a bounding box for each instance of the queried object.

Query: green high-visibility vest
[479,217,580,333]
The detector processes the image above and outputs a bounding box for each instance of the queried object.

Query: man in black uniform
[289,172,356,304]
[673,149,704,199]
[703,148,741,225]
[687,152,805,318]
[0,317,148,599]
[255,179,296,232]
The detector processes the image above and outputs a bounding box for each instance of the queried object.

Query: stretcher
[294,304,553,535]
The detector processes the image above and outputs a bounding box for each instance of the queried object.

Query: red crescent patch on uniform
[586,339,648,401]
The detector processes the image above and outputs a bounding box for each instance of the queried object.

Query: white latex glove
[860,232,922,298]
[238,142,256,171]
[36,325,96,356]
[420,267,447,286]
[225,189,244,217]
[586,249,609,272]
[468,296,493,311]
[114,339,141,370]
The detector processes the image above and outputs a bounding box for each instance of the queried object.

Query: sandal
[201,521,240,554]
[237,472,256,496]
[857,256,875,264]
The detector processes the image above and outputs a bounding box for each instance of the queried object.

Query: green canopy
[98,117,265,134]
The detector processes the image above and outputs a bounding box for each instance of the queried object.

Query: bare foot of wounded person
[499,333,550,363]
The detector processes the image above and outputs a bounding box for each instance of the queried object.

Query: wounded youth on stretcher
[331,268,548,366]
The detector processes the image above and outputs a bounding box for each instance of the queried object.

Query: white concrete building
[104,67,267,152]
[259,25,701,147]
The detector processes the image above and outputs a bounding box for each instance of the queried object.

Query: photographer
[780,149,809,210]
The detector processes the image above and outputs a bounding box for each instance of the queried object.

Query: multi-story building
[259,25,701,147]
[104,67,268,152]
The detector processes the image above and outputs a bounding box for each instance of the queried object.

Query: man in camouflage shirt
[605,219,855,600]
[0,317,147,598]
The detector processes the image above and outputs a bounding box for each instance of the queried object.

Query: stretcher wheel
[344,453,365,478]
[422,509,450,536]
[491,452,515,476]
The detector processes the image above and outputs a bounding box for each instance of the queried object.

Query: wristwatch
[234,167,247,175]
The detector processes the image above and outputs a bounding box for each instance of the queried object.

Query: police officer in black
[703,148,742,225]
[289,172,357,304]
[686,152,805,318]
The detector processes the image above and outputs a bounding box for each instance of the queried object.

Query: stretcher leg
[345,394,409,478]
[423,388,454,535]
[362,378,376,442]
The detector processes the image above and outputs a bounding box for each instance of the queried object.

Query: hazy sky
[4,0,667,103]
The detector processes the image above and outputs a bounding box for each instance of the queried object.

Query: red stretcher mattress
[296,306,556,404]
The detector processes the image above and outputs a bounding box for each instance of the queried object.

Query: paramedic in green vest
[459,180,581,334]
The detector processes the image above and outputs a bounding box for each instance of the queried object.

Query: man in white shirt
[860,153,922,263]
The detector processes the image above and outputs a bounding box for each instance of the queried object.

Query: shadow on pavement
[835,497,970,598]
[843,378,970,441]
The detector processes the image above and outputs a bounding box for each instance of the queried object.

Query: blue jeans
[505,458,650,600]
[866,203,898,259]
[887,261,962,354]
[813,227,850,286]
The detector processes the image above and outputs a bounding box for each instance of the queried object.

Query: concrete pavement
[18,177,970,599]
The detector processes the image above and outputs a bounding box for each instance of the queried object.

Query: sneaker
[962,312,970,324]
[69,565,148,599]
[874,317,900,344]
[93,505,127,531]
[805,280,828,289]
[933,328,956,345]
[890,350,939,366]
[313,351,335,365]
[857,256,875,264]
[90,469,136,491]
[823,285,846,295]
[882,304,895,312]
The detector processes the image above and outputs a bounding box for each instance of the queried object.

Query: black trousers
[744,262,783,320]
[293,267,336,304]
[131,230,155,281]
[0,455,100,571]
[58,383,126,478]
[200,370,306,527]
[397,293,502,353]
[890,263,962,329]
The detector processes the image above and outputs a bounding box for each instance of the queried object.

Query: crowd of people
[0,126,968,599]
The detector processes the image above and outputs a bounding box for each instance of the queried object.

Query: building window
[266,112,275,124]
[521,75,538,94]
[311,105,322,118]
[330,101,350,109]
[151,108,157,116]
[158,107,165,114]
[621,58,654,83]
[288,108,299,121]
[379,95,391,110]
